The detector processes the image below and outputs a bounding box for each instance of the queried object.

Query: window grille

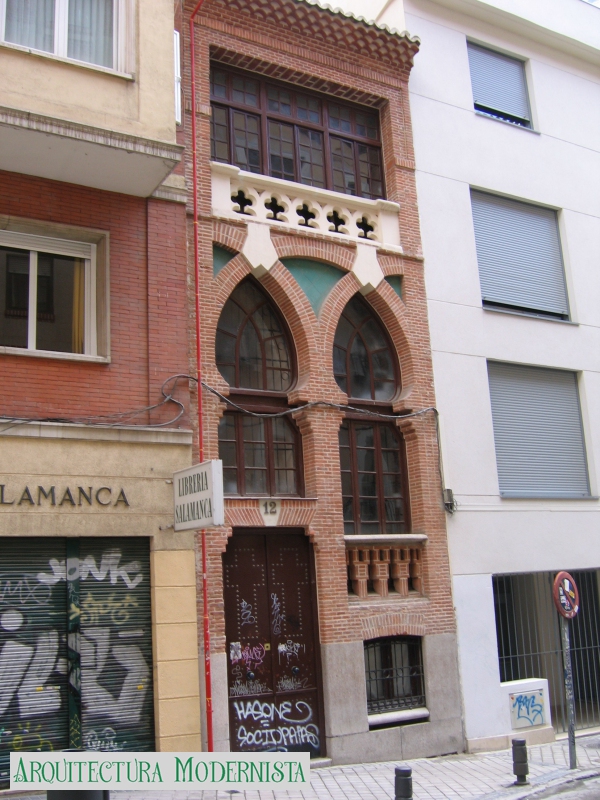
[364,636,425,715]
[494,570,600,732]
[467,42,531,128]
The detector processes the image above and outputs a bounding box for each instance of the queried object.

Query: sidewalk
[4,733,600,800]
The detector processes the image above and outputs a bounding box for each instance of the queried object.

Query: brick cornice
[196,0,419,72]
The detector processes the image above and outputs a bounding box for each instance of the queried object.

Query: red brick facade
[0,171,190,425]
[181,0,456,663]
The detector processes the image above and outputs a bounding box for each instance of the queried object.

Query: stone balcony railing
[211,162,402,251]
[345,535,427,599]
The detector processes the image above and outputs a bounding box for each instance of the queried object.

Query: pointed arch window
[334,294,409,534]
[216,279,302,496]
[216,279,292,392]
[333,294,397,401]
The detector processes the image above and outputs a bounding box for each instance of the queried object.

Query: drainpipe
[188,0,213,753]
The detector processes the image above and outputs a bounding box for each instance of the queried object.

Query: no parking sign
[553,571,580,619]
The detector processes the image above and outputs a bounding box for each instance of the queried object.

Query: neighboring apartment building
[183,0,463,764]
[0,0,200,782]
[339,0,600,752]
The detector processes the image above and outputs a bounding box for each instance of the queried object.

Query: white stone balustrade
[211,161,402,251]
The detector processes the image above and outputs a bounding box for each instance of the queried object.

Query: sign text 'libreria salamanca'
[173,459,224,531]
[11,752,309,790]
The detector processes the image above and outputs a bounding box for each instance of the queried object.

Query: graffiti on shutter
[0,538,153,787]
[0,540,68,787]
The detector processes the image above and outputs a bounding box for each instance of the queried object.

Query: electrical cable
[0,372,439,433]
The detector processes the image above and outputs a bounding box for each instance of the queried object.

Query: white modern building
[336,0,600,751]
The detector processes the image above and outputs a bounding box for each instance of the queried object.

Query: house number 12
[260,498,281,526]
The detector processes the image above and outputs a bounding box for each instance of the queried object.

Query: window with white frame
[0,0,125,70]
[471,190,569,320]
[487,362,590,498]
[0,231,98,356]
[467,42,532,128]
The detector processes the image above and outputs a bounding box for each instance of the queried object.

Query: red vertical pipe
[188,0,214,752]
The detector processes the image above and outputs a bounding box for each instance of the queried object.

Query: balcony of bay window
[209,66,402,250]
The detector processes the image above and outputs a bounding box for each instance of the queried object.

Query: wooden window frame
[333,296,400,402]
[210,64,386,200]
[340,417,411,535]
[216,277,296,393]
[219,406,304,498]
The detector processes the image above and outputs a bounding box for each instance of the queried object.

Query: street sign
[553,571,580,619]
[553,570,580,770]
[173,460,224,531]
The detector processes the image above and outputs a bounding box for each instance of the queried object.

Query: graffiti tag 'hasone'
[233,700,319,751]
[0,547,150,785]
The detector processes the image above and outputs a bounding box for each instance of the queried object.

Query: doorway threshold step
[311,757,332,769]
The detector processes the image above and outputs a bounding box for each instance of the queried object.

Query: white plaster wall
[452,575,509,740]
[409,0,600,742]
[342,0,600,743]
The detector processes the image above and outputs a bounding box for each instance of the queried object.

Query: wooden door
[223,530,323,756]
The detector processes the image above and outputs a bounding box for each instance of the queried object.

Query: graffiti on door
[224,534,323,757]
[0,541,152,786]
[233,698,320,751]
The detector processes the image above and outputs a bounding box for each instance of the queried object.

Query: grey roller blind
[487,362,590,498]
[471,191,569,318]
[467,42,531,124]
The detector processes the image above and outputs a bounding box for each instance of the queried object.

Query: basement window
[364,636,426,716]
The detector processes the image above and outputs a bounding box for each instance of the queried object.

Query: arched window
[334,295,409,534]
[216,279,292,392]
[333,294,396,401]
[216,279,301,497]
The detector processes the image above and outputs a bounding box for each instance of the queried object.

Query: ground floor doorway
[223,529,323,756]
[0,537,154,786]
[494,569,600,732]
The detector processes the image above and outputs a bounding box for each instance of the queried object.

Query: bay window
[210,66,384,200]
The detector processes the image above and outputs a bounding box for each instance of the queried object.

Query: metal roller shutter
[467,42,531,124]
[79,538,154,752]
[0,537,154,788]
[0,539,69,787]
[487,362,590,498]
[471,191,569,318]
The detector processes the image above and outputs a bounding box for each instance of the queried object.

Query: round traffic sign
[553,571,580,619]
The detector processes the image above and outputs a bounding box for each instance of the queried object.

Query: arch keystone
[242,221,279,277]
[352,243,384,295]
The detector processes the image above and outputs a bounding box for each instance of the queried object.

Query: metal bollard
[512,738,529,786]
[395,765,413,800]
